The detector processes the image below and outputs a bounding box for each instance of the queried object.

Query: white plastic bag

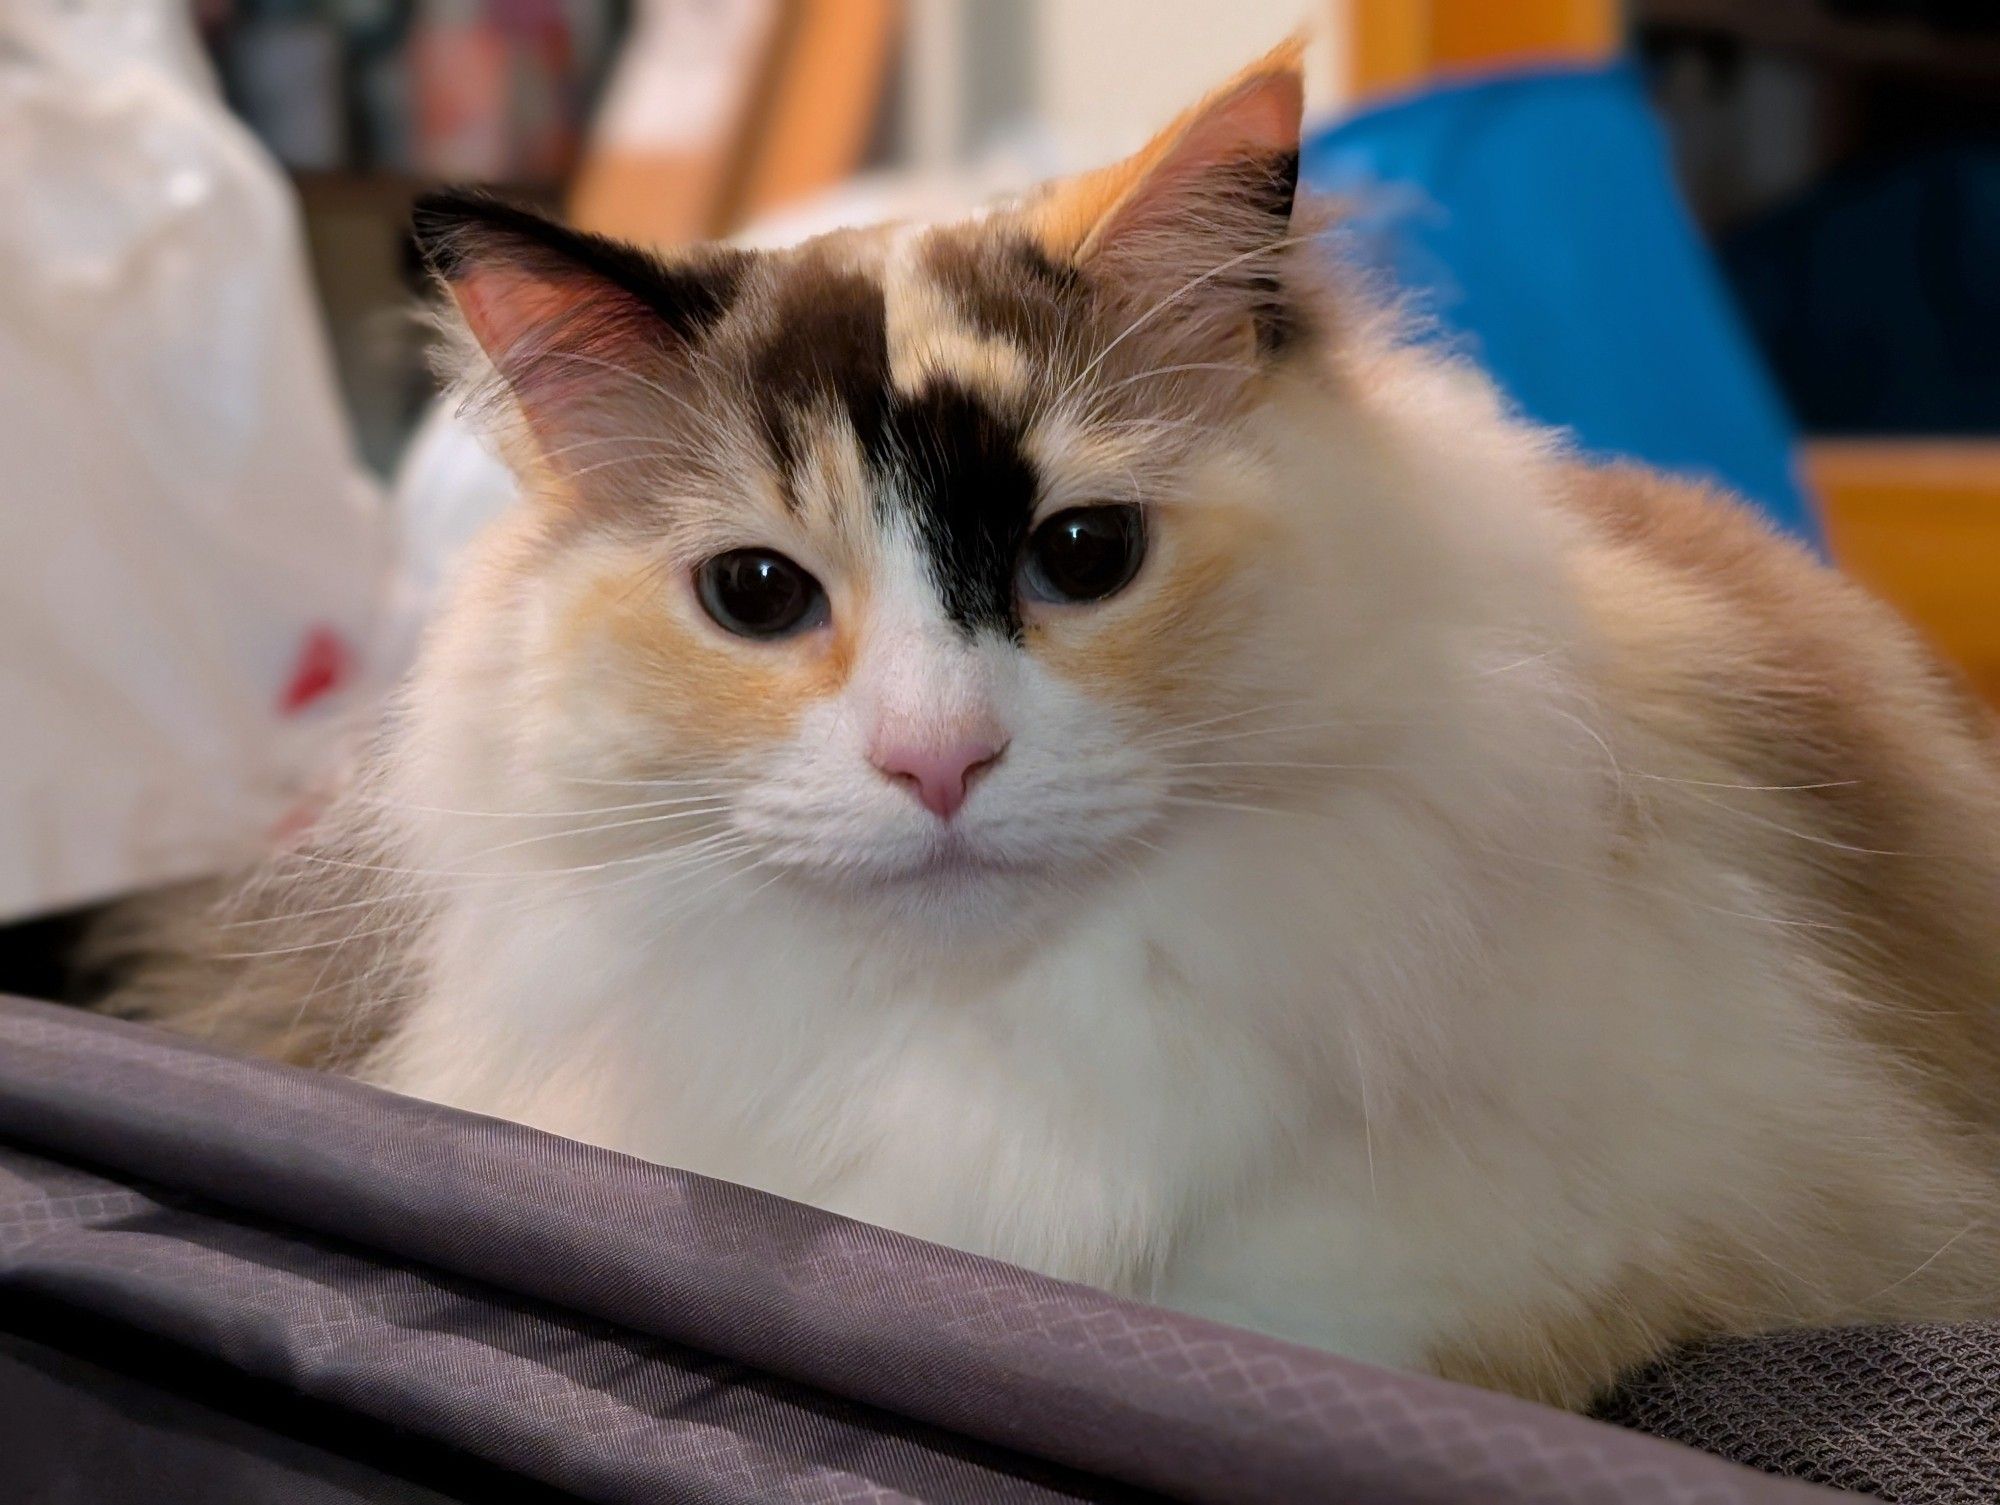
[0,0,389,920]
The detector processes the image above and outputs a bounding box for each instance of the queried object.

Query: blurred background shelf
[1339,0,2000,701]
[1636,0,2000,81]
[1339,0,1619,96]
[1811,441,2000,705]
[194,0,2000,697]
[196,0,632,470]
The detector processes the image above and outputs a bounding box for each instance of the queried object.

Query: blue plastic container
[1302,64,1822,547]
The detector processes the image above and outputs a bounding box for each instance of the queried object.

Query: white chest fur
[368,748,1873,1379]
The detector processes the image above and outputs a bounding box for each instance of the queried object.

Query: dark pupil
[699,550,816,637]
[1029,506,1144,602]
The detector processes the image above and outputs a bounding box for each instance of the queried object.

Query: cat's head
[408,43,1422,934]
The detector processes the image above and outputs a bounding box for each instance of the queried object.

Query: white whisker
[1050,232,1313,413]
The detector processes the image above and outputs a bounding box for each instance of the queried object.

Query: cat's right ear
[410,192,748,449]
[1021,40,1305,362]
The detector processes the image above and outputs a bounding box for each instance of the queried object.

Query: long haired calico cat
[112,43,2000,1407]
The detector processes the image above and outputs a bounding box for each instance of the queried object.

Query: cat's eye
[695,549,828,639]
[1020,505,1147,605]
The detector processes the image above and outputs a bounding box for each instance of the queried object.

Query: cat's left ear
[1028,38,1305,354]
[411,191,749,457]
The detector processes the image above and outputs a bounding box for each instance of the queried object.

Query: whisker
[1633,773,1863,794]
[1676,786,1904,857]
[1171,758,1400,774]
[280,815,740,885]
[1084,360,1259,404]
[1860,1221,1982,1305]
[353,790,745,820]
[1545,704,1626,800]
[560,773,756,791]
[1476,649,1559,677]
[440,803,736,861]
[529,350,737,449]
[1050,231,1314,412]
[1132,699,1321,743]
[533,432,706,464]
[273,833,762,966]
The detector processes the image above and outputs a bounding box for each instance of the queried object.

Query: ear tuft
[1029,37,1306,265]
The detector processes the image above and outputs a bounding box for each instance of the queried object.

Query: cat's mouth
[747,819,1060,905]
[866,833,1036,892]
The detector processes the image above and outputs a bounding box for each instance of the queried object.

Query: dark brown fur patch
[730,248,1044,636]
[870,378,1040,636]
[745,258,891,486]
[921,231,1093,369]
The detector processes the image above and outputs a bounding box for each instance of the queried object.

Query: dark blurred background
[178,0,2000,464]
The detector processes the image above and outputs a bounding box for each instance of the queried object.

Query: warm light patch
[552,550,858,756]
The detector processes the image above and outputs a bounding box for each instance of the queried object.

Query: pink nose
[871,738,1008,820]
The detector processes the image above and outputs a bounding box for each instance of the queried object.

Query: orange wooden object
[726,0,901,231]
[567,0,788,247]
[1811,441,2000,704]
[569,0,900,249]
[1340,0,1620,99]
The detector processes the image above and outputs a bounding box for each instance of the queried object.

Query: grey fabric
[0,995,1840,1503]
[0,1324,528,1504]
[0,1150,1114,1502]
[1600,1325,2000,1505]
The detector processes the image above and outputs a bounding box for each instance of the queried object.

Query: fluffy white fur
[118,53,2000,1409]
[364,335,1908,1377]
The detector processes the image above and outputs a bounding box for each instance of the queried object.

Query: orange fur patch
[555,551,858,756]
[1030,492,1274,714]
[1560,463,2000,1128]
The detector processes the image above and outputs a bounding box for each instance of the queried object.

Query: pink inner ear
[1194,68,1305,160]
[1092,68,1304,252]
[454,264,608,370]
[446,260,668,449]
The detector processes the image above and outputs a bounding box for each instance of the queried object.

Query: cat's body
[113,46,2000,1407]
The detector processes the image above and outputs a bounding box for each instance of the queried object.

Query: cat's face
[417,48,1323,930]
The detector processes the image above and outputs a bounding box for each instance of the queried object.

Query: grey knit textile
[1600,1323,2000,1504]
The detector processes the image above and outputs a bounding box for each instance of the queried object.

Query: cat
[111,41,2000,1409]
